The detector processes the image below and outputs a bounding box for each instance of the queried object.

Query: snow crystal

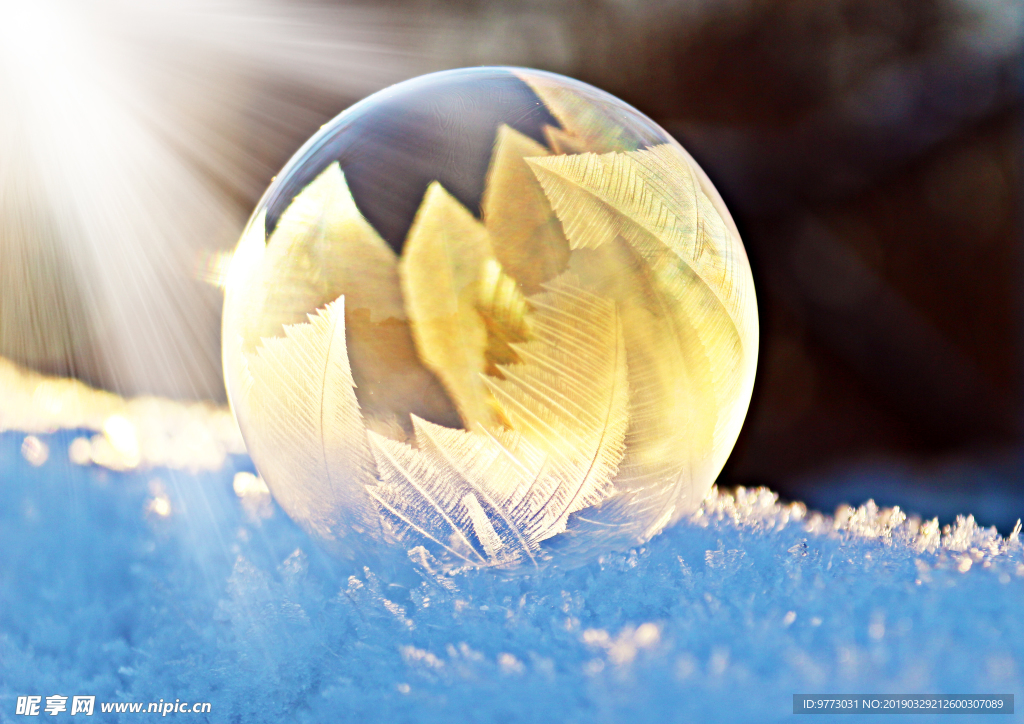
[1,429,1022,722]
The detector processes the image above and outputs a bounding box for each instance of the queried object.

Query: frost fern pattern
[225,73,756,569]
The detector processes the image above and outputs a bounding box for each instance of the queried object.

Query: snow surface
[1,429,1022,723]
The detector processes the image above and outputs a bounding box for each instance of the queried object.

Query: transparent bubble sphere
[223,67,758,570]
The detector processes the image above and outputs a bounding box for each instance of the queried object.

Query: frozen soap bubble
[222,67,758,570]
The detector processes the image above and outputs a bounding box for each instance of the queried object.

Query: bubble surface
[222,67,758,569]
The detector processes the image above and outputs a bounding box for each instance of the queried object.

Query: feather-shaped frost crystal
[222,67,758,570]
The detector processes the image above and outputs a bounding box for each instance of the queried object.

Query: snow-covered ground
[1,429,1022,722]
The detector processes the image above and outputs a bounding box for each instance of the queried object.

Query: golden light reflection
[232,471,274,520]
[147,480,172,518]
[102,415,140,467]
[148,495,172,518]
[195,249,236,289]
[1,355,245,472]
[233,471,270,497]
[20,435,49,467]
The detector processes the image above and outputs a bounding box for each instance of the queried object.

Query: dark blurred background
[1,0,1021,527]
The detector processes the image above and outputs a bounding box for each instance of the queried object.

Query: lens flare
[0,0,443,399]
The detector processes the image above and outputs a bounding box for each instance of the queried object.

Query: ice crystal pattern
[223,68,758,569]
